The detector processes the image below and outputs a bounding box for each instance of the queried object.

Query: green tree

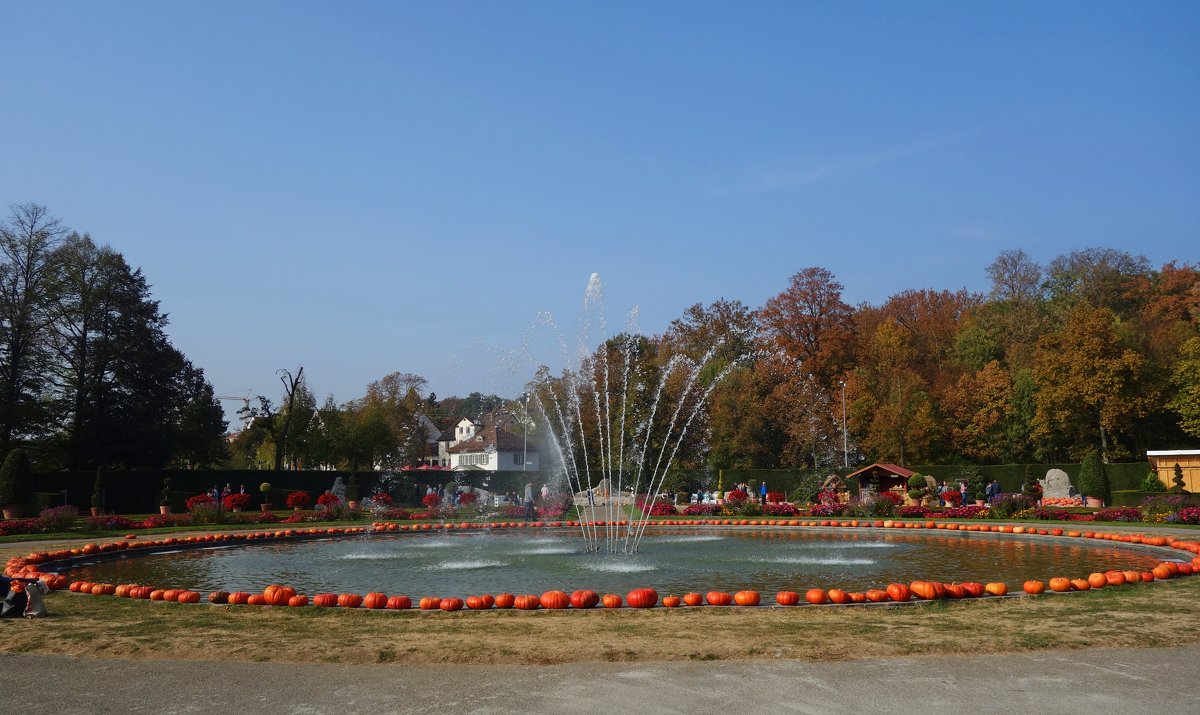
[0,203,65,454]
[1077,450,1110,503]
[1169,336,1200,439]
[0,447,32,509]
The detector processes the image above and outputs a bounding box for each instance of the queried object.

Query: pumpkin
[114,584,132,598]
[865,589,889,602]
[178,591,201,604]
[627,588,658,608]
[943,583,966,599]
[514,594,541,610]
[163,589,181,602]
[662,596,682,608]
[733,590,761,607]
[824,589,848,605]
[805,588,828,605]
[208,591,231,604]
[386,595,412,609]
[440,597,464,612]
[1070,578,1090,591]
[494,593,515,609]
[465,595,485,610]
[312,593,337,607]
[1087,573,1107,589]
[1048,577,1071,592]
[338,593,364,608]
[1152,564,1172,581]
[246,594,267,605]
[775,591,800,606]
[705,591,733,606]
[1105,572,1126,586]
[363,592,388,609]
[848,592,867,603]
[263,584,296,606]
[418,596,442,610]
[288,594,309,607]
[570,589,600,609]
[682,592,703,607]
[960,582,984,598]
[476,593,495,609]
[540,590,570,609]
[1122,570,1141,584]
[601,593,623,608]
[229,591,252,605]
[886,583,911,602]
[1022,580,1046,595]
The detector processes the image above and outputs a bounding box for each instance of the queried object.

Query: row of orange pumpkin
[63,559,1193,611]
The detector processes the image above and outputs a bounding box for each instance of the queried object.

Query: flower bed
[1094,508,1143,523]
[762,503,800,517]
[683,504,718,516]
[940,505,991,519]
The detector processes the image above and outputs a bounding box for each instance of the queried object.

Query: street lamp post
[521,393,529,474]
[840,380,848,468]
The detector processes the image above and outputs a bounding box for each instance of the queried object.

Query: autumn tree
[1170,336,1200,439]
[756,267,855,386]
[1031,305,1156,461]
[850,319,937,466]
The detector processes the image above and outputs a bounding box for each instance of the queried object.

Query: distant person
[760,482,768,505]
[540,484,550,500]
[524,482,536,521]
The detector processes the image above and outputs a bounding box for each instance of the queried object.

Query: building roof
[846,462,917,481]
[447,424,538,454]
[1147,450,1200,457]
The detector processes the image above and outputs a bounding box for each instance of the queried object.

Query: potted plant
[90,468,104,517]
[346,475,360,509]
[259,482,272,511]
[223,492,250,512]
[906,474,930,505]
[286,490,312,511]
[0,448,32,520]
[1078,450,1109,508]
[160,477,173,514]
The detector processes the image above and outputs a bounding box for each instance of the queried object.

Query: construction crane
[216,393,254,429]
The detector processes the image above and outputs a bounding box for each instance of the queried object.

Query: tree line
[0,204,227,470]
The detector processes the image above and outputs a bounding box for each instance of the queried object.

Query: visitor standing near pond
[524,482,536,521]
[760,482,768,505]
[540,483,550,501]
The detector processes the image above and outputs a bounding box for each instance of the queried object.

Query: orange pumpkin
[733,590,761,606]
[1087,573,1107,589]
[440,597,464,612]
[909,581,941,600]
[570,589,600,609]
[886,583,911,602]
[228,591,252,605]
[163,589,181,602]
[775,591,800,606]
[682,592,703,607]
[626,588,658,608]
[960,582,984,598]
[848,592,867,603]
[1022,580,1046,595]
[984,582,1008,596]
[363,592,388,609]
[705,591,733,606]
[263,584,296,606]
[288,594,309,607]
[865,589,889,602]
[662,595,682,608]
[1105,571,1126,586]
[540,590,570,609]
[386,595,412,609]
[514,594,541,610]
[1152,564,1172,580]
[178,591,201,604]
[246,594,266,605]
[418,596,442,610]
[312,593,337,607]
[338,593,364,608]
[208,591,230,604]
[1070,578,1090,591]
[601,593,623,608]
[494,593,515,609]
[943,583,966,599]
[1048,578,1071,592]
[805,588,828,605]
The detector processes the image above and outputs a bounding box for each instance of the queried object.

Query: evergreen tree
[1077,450,1110,503]
[0,447,33,509]
[1172,463,1188,493]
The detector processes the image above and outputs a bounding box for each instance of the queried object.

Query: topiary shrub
[1141,471,1167,493]
[1172,463,1189,493]
[906,474,929,502]
[1077,450,1109,503]
[1020,464,1043,500]
[0,448,33,510]
[160,477,173,507]
[91,468,104,509]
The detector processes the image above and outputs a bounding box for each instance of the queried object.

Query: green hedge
[910,462,1149,495]
[1110,490,1200,507]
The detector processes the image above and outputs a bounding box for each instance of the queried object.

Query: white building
[444,417,539,472]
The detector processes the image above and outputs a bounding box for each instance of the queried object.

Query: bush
[1093,507,1142,522]
[862,495,897,518]
[1026,507,1074,521]
[643,503,678,516]
[1078,450,1109,502]
[898,505,930,518]
[38,505,80,532]
[762,503,800,516]
[736,500,763,516]
[286,491,313,509]
[185,493,214,511]
[991,494,1036,518]
[1141,494,1190,522]
[139,513,194,528]
[222,493,251,511]
[0,448,33,507]
[421,493,441,508]
[1141,472,1167,493]
[726,489,749,506]
[683,504,718,516]
[456,491,475,505]
[87,514,138,531]
[1172,507,1200,525]
[940,505,990,519]
[188,502,227,525]
[765,490,786,504]
[319,493,344,509]
[810,503,850,517]
[0,517,38,536]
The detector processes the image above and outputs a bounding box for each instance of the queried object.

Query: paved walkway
[3,646,1199,714]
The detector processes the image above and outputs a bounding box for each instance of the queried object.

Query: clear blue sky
[2,1,1197,419]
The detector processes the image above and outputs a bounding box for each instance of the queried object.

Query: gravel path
[3,645,1199,714]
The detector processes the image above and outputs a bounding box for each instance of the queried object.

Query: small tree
[160,477,173,507]
[0,448,33,509]
[1020,464,1043,500]
[1141,471,1167,493]
[906,474,930,502]
[1077,450,1109,503]
[1172,463,1189,493]
[91,468,104,510]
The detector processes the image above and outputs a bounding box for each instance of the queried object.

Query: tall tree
[756,267,855,386]
[0,203,65,455]
[1169,336,1200,439]
[987,249,1044,303]
[850,319,937,466]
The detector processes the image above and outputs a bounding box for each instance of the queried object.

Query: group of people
[690,482,770,505]
[934,479,1005,506]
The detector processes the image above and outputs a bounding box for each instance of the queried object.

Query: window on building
[514,453,523,465]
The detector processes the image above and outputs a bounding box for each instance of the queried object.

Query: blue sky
[2,1,1197,419]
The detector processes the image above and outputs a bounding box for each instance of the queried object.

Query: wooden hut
[846,463,916,498]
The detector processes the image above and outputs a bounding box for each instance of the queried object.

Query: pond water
[64,527,1171,602]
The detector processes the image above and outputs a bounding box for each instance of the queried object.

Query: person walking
[759,482,768,505]
[524,482,536,522]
